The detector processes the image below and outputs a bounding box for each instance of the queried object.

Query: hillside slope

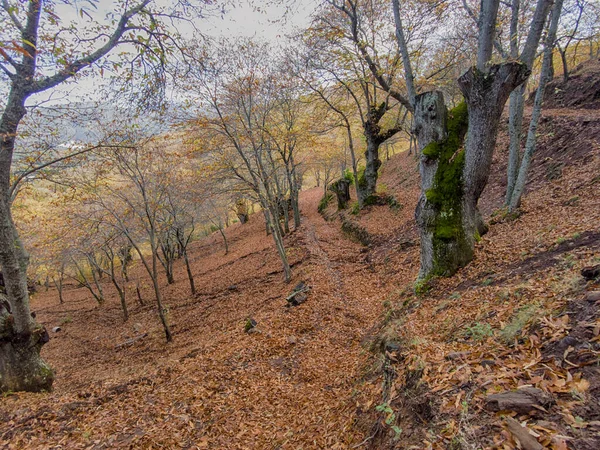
[1,66,599,449]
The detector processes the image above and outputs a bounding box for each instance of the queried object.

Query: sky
[25,0,319,107]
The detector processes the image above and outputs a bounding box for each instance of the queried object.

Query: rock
[52,326,62,333]
[286,282,310,307]
[244,317,257,332]
[581,265,600,280]
[485,387,554,414]
[584,291,600,302]
[287,335,297,344]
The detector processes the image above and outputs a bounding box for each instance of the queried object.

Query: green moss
[317,192,333,213]
[422,141,440,159]
[362,195,379,206]
[425,102,470,275]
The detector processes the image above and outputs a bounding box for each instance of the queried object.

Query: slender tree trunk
[218,226,229,255]
[509,0,564,211]
[183,249,196,296]
[88,259,105,303]
[136,282,145,307]
[54,276,65,304]
[504,0,554,203]
[150,232,172,342]
[265,206,291,283]
[559,47,569,82]
[263,209,272,236]
[113,280,128,322]
[506,86,526,203]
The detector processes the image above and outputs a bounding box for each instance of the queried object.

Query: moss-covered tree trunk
[330,178,351,210]
[357,136,382,205]
[414,92,471,279]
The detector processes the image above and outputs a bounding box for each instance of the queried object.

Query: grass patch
[499,304,539,345]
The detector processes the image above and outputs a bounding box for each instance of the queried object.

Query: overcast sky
[27,0,318,107]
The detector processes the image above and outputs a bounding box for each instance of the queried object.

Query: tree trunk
[150,237,172,342]
[504,0,554,204]
[114,281,128,322]
[265,206,291,283]
[358,136,381,205]
[0,185,54,393]
[559,47,569,82]
[414,92,472,279]
[330,178,351,210]
[136,282,145,307]
[509,0,564,210]
[415,63,528,280]
[505,85,526,203]
[183,249,196,296]
[54,276,64,304]
[0,313,53,393]
[218,227,229,255]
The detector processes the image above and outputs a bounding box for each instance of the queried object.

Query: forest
[1,0,600,448]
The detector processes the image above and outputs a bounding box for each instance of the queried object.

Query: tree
[508,0,565,210]
[409,0,533,279]
[500,0,558,208]
[188,40,304,282]
[0,0,207,392]
[304,1,409,207]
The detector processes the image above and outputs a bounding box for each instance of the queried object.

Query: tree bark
[415,62,528,280]
[358,136,382,204]
[459,63,530,243]
[509,0,564,211]
[505,0,554,203]
[183,249,196,296]
[506,85,526,203]
[414,92,472,279]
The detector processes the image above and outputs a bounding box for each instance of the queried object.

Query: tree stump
[329,179,350,210]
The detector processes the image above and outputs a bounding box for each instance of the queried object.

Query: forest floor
[1,61,599,449]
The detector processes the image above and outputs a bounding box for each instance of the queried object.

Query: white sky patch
[26,0,318,106]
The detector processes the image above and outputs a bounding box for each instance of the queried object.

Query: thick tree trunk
[0,188,53,393]
[414,92,472,279]
[330,178,351,210]
[358,137,381,205]
[415,63,528,280]
[1,92,54,391]
[459,63,529,233]
[0,314,53,393]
